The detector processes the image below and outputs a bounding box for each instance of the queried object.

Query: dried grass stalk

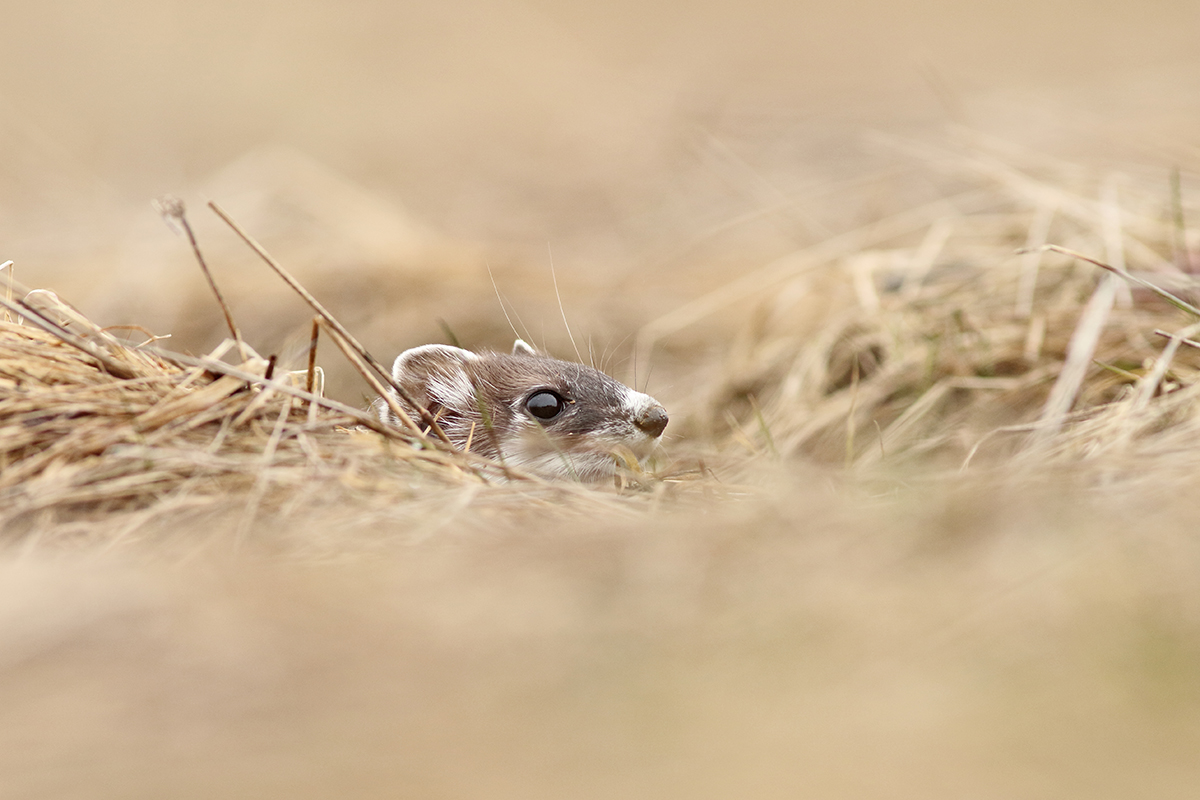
[0,295,481,530]
[657,140,1200,477]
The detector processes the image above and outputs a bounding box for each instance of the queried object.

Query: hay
[2,137,1199,543]
[0,256,684,545]
[0,299,477,533]
[3,138,1200,800]
[646,133,1200,481]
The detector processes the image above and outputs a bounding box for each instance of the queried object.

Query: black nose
[635,404,668,437]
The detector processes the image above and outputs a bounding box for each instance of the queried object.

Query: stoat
[375,339,668,481]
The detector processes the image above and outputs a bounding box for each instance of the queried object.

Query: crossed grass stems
[0,204,665,537]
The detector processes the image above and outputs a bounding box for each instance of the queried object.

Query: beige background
[3,0,1197,249]
[5,0,1199,411]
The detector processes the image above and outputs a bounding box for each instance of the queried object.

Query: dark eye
[525,390,566,421]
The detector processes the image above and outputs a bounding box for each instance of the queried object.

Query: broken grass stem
[0,293,138,380]
[306,316,320,395]
[143,345,404,441]
[1029,244,1200,318]
[314,318,427,440]
[206,200,451,442]
[1153,329,1200,351]
[155,196,246,360]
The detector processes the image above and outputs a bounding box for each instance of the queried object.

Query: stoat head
[377,339,668,481]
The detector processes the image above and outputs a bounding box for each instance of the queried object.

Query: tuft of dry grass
[0,238,690,549]
[0,307,464,537]
[644,132,1200,485]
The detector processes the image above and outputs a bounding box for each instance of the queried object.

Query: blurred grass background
[4,0,1198,355]
[4,1,1200,798]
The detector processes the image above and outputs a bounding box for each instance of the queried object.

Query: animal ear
[512,339,538,357]
[391,344,478,382]
[390,344,479,411]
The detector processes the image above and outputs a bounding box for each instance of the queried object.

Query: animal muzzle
[634,404,669,438]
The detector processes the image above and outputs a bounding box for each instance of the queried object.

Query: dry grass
[0,233,692,553]
[5,133,1200,798]
[8,134,1200,533]
[649,131,1200,483]
[8,2,1200,795]
[0,284,465,535]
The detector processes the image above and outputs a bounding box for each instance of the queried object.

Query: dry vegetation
[5,130,1200,797]
[7,134,1200,529]
[671,132,1200,478]
[0,239,674,551]
[5,1,1200,794]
